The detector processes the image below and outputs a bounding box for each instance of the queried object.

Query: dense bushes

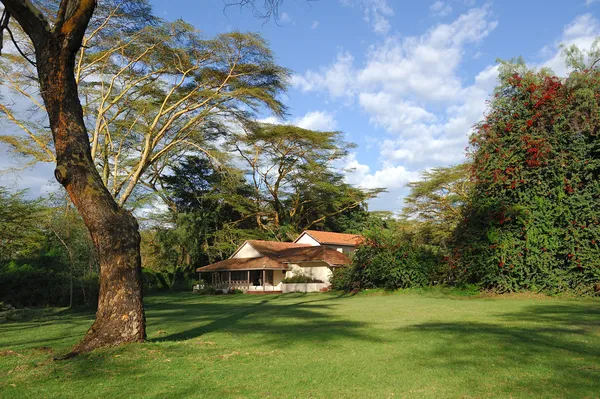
[282,275,323,283]
[450,61,600,294]
[331,228,444,291]
[141,268,195,292]
[0,259,99,308]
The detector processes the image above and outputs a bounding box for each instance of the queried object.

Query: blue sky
[148,0,600,211]
[2,0,600,212]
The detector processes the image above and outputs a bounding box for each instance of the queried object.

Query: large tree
[451,50,600,294]
[148,156,258,283]
[0,0,147,354]
[230,122,382,238]
[1,2,288,208]
[0,0,289,354]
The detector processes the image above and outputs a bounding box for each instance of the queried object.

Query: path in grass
[0,291,599,398]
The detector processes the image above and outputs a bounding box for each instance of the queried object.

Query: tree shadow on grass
[147,292,379,346]
[401,302,600,396]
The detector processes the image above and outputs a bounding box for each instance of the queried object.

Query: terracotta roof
[196,256,287,272]
[275,246,351,266]
[297,230,364,246]
[244,240,310,258]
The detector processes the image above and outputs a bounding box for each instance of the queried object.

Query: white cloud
[340,0,394,35]
[585,0,600,5]
[541,14,600,76]
[430,1,452,17]
[291,51,355,98]
[311,20,320,29]
[359,92,436,134]
[280,12,292,23]
[294,111,337,130]
[359,165,420,190]
[293,6,497,104]
[293,6,500,211]
[564,13,599,39]
[259,111,337,131]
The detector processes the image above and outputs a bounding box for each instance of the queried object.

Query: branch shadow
[147,292,379,345]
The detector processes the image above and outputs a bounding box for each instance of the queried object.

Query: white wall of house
[295,233,320,246]
[232,242,261,259]
[295,233,356,254]
[282,283,329,293]
[324,244,355,254]
[286,262,334,284]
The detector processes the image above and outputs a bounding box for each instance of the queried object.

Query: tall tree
[452,50,600,294]
[230,122,382,238]
[0,0,147,354]
[1,3,288,208]
[0,0,290,354]
[155,156,258,278]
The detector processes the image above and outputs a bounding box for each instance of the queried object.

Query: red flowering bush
[450,62,600,294]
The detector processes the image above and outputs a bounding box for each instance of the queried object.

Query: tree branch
[0,0,50,46]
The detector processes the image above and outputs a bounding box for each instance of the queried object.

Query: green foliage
[403,163,471,247]
[230,122,382,239]
[0,188,45,261]
[0,259,99,308]
[194,286,218,295]
[141,156,265,285]
[281,275,323,284]
[331,225,444,291]
[141,268,171,292]
[0,187,100,308]
[451,58,600,294]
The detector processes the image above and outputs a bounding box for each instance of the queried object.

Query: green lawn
[1,291,599,398]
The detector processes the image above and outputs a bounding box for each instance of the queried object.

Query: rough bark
[1,0,145,354]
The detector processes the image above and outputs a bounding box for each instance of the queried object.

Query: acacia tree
[402,163,471,246]
[230,122,382,238]
[0,0,148,354]
[1,2,288,208]
[0,0,155,166]
[0,0,290,354]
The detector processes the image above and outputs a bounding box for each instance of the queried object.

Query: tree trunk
[1,0,145,355]
[34,26,145,355]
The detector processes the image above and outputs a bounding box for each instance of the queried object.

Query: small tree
[403,163,471,247]
[0,187,45,261]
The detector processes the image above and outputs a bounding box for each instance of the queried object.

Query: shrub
[332,228,443,291]
[0,259,99,308]
[195,286,218,295]
[282,274,323,284]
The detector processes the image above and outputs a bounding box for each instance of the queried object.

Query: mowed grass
[1,291,599,399]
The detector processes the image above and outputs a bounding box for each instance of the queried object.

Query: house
[196,231,363,293]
